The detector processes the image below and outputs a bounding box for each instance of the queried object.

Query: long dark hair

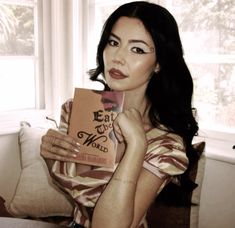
[89,1,199,171]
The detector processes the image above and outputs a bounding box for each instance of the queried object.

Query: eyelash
[107,39,147,54]
[131,47,146,54]
[108,39,118,47]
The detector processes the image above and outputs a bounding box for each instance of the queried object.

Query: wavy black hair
[89,1,199,174]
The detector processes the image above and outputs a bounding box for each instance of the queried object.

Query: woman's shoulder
[146,127,184,150]
[61,98,73,113]
[144,127,188,179]
[59,99,74,132]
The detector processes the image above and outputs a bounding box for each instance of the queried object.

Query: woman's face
[103,16,157,93]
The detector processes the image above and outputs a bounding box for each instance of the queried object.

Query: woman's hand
[40,128,80,162]
[113,108,147,150]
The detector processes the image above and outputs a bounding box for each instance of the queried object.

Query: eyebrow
[110,32,153,48]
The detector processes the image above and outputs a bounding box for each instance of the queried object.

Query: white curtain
[42,0,76,121]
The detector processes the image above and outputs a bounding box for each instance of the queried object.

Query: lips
[101,91,124,111]
[108,68,127,80]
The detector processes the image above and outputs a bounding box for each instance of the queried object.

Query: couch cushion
[8,125,74,218]
[0,217,62,228]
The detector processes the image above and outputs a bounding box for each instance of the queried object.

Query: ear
[154,63,160,73]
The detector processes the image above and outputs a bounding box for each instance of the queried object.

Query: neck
[123,90,151,125]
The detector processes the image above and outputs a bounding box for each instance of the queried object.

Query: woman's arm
[92,108,165,228]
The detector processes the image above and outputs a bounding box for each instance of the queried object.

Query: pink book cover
[68,88,124,168]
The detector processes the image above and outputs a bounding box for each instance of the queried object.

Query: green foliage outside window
[0,3,34,55]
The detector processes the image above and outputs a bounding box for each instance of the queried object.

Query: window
[0,0,42,112]
[1,0,81,133]
[87,0,235,140]
[167,0,235,137]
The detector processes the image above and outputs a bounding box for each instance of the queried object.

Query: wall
[199,156,235,228]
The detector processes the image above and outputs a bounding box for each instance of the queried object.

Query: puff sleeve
[143,128,189,181]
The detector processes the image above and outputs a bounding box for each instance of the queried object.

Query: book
[68,88,124,168]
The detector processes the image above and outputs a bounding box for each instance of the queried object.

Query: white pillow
[8,125,74,218]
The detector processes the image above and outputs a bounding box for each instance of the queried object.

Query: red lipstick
[108,68,127,80]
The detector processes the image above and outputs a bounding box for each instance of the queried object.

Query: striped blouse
[49,99,188,228]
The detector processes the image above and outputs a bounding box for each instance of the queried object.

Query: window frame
[0,0,45,134]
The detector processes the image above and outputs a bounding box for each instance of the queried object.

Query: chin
[107,83,125,92]
[106,78,125,91]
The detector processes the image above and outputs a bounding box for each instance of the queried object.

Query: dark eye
[131,47,146,54]
[108,39,119,47]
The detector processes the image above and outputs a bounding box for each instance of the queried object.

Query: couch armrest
[0,132,21,207]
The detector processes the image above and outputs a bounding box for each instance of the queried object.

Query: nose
[112,48,126,65]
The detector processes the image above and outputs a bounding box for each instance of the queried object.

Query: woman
[41,1,198,228]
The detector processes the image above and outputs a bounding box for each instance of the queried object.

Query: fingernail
[72,153,77,158]
[74,148,80,153]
